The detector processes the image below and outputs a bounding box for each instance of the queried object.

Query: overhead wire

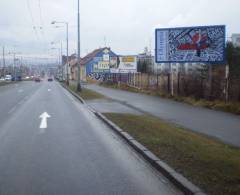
[26,0,40,41]
[38,0,45,36]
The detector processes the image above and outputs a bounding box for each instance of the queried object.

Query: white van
[5,75,12,81]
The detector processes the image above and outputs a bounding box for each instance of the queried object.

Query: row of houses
[57,47,139,82]
[56,47,205,82]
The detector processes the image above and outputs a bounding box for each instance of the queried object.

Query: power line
[26,0,40,40]
[38,0,45,36]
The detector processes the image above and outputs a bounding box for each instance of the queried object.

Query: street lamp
[77,0,82,91]
[8,51,21,80]
[50,47,61,65]
[51,41,63,81]
[51,20,69,85]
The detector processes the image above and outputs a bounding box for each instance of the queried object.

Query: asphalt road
[85,84,240,147]
[0,81,181,195]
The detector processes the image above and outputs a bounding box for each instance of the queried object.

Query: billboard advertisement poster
[110,56,137,73]
[155,25,226,63]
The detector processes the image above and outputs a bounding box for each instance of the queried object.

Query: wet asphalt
[85,84,240,147]
[0,81,181,195]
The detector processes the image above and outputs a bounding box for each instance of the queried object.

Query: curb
[61,83,86,104]
[60,82,206,195]
[94,112,206,195]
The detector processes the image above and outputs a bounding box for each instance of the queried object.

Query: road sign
[155,25,226,63]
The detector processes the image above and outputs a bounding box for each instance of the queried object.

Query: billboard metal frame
[155,25,226,64]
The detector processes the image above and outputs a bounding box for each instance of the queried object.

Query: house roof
[69,47,111,67]
[80,48,104,65]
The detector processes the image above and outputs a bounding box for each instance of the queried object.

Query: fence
[88,70,240,102]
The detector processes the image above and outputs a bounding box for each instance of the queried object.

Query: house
[84,47,118,75]
[69,47,118,82]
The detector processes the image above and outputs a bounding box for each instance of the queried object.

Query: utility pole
[2,46,6,77]
[61,42,64,82]
[104,36,107,47]
[77,0,82,91]
[13,52,16,80]
[66,22,69,85]
[51,21,69,85]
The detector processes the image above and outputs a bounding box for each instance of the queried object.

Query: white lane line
[8,95,30,115]
[18,89,23,93]
[24,95,29,100]
[39,112,51,129]
[18,99,25,105]
[8,106,17,114]
[48,89,51,92]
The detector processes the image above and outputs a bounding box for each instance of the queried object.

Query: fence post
[168,73,170,94]
[208,64,213,99]
[147,74,150,89]
[177,72,180,95]
[120,73,122,85]
[133,73,136,87]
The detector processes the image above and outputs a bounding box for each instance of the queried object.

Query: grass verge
[104,113,240,195]
[100,82,240,115]
[68,84,106,100]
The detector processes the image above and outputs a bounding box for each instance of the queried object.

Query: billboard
[110,56,137,73]
[155,25,226,63]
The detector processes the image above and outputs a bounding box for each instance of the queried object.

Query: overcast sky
[0,0,239,61]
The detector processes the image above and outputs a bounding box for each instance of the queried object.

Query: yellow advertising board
[122,56,135,63]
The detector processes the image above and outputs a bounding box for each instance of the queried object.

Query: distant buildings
[231,34,240,47]
[62,47,139,82]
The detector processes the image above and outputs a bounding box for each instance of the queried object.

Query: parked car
[5,75,12,81]
[34,76,41,82]
[0,77,5,81]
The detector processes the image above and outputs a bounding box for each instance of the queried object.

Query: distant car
[35,76,41,82]
[0,77,5,81]
[5,75,12,81]
[48,77,53,82]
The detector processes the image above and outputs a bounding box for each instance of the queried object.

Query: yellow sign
[122,56,135,63]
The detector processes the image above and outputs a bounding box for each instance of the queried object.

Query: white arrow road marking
[39,112,51,129]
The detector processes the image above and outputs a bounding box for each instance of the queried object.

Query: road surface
[85,84,240,147]
[0,81,181,195]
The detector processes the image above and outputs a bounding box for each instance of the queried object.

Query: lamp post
[77,0,82,91]
[51,21,69,85]
[51,42,63,81]
[8,51,21,80]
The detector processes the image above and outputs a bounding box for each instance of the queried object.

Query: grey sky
[0,0,239,61]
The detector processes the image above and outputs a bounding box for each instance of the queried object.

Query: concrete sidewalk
[85,84,240,147]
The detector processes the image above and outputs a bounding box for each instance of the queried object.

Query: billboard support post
[169,63,174,96]
[225,64,229,103]
[208,64,213,99]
